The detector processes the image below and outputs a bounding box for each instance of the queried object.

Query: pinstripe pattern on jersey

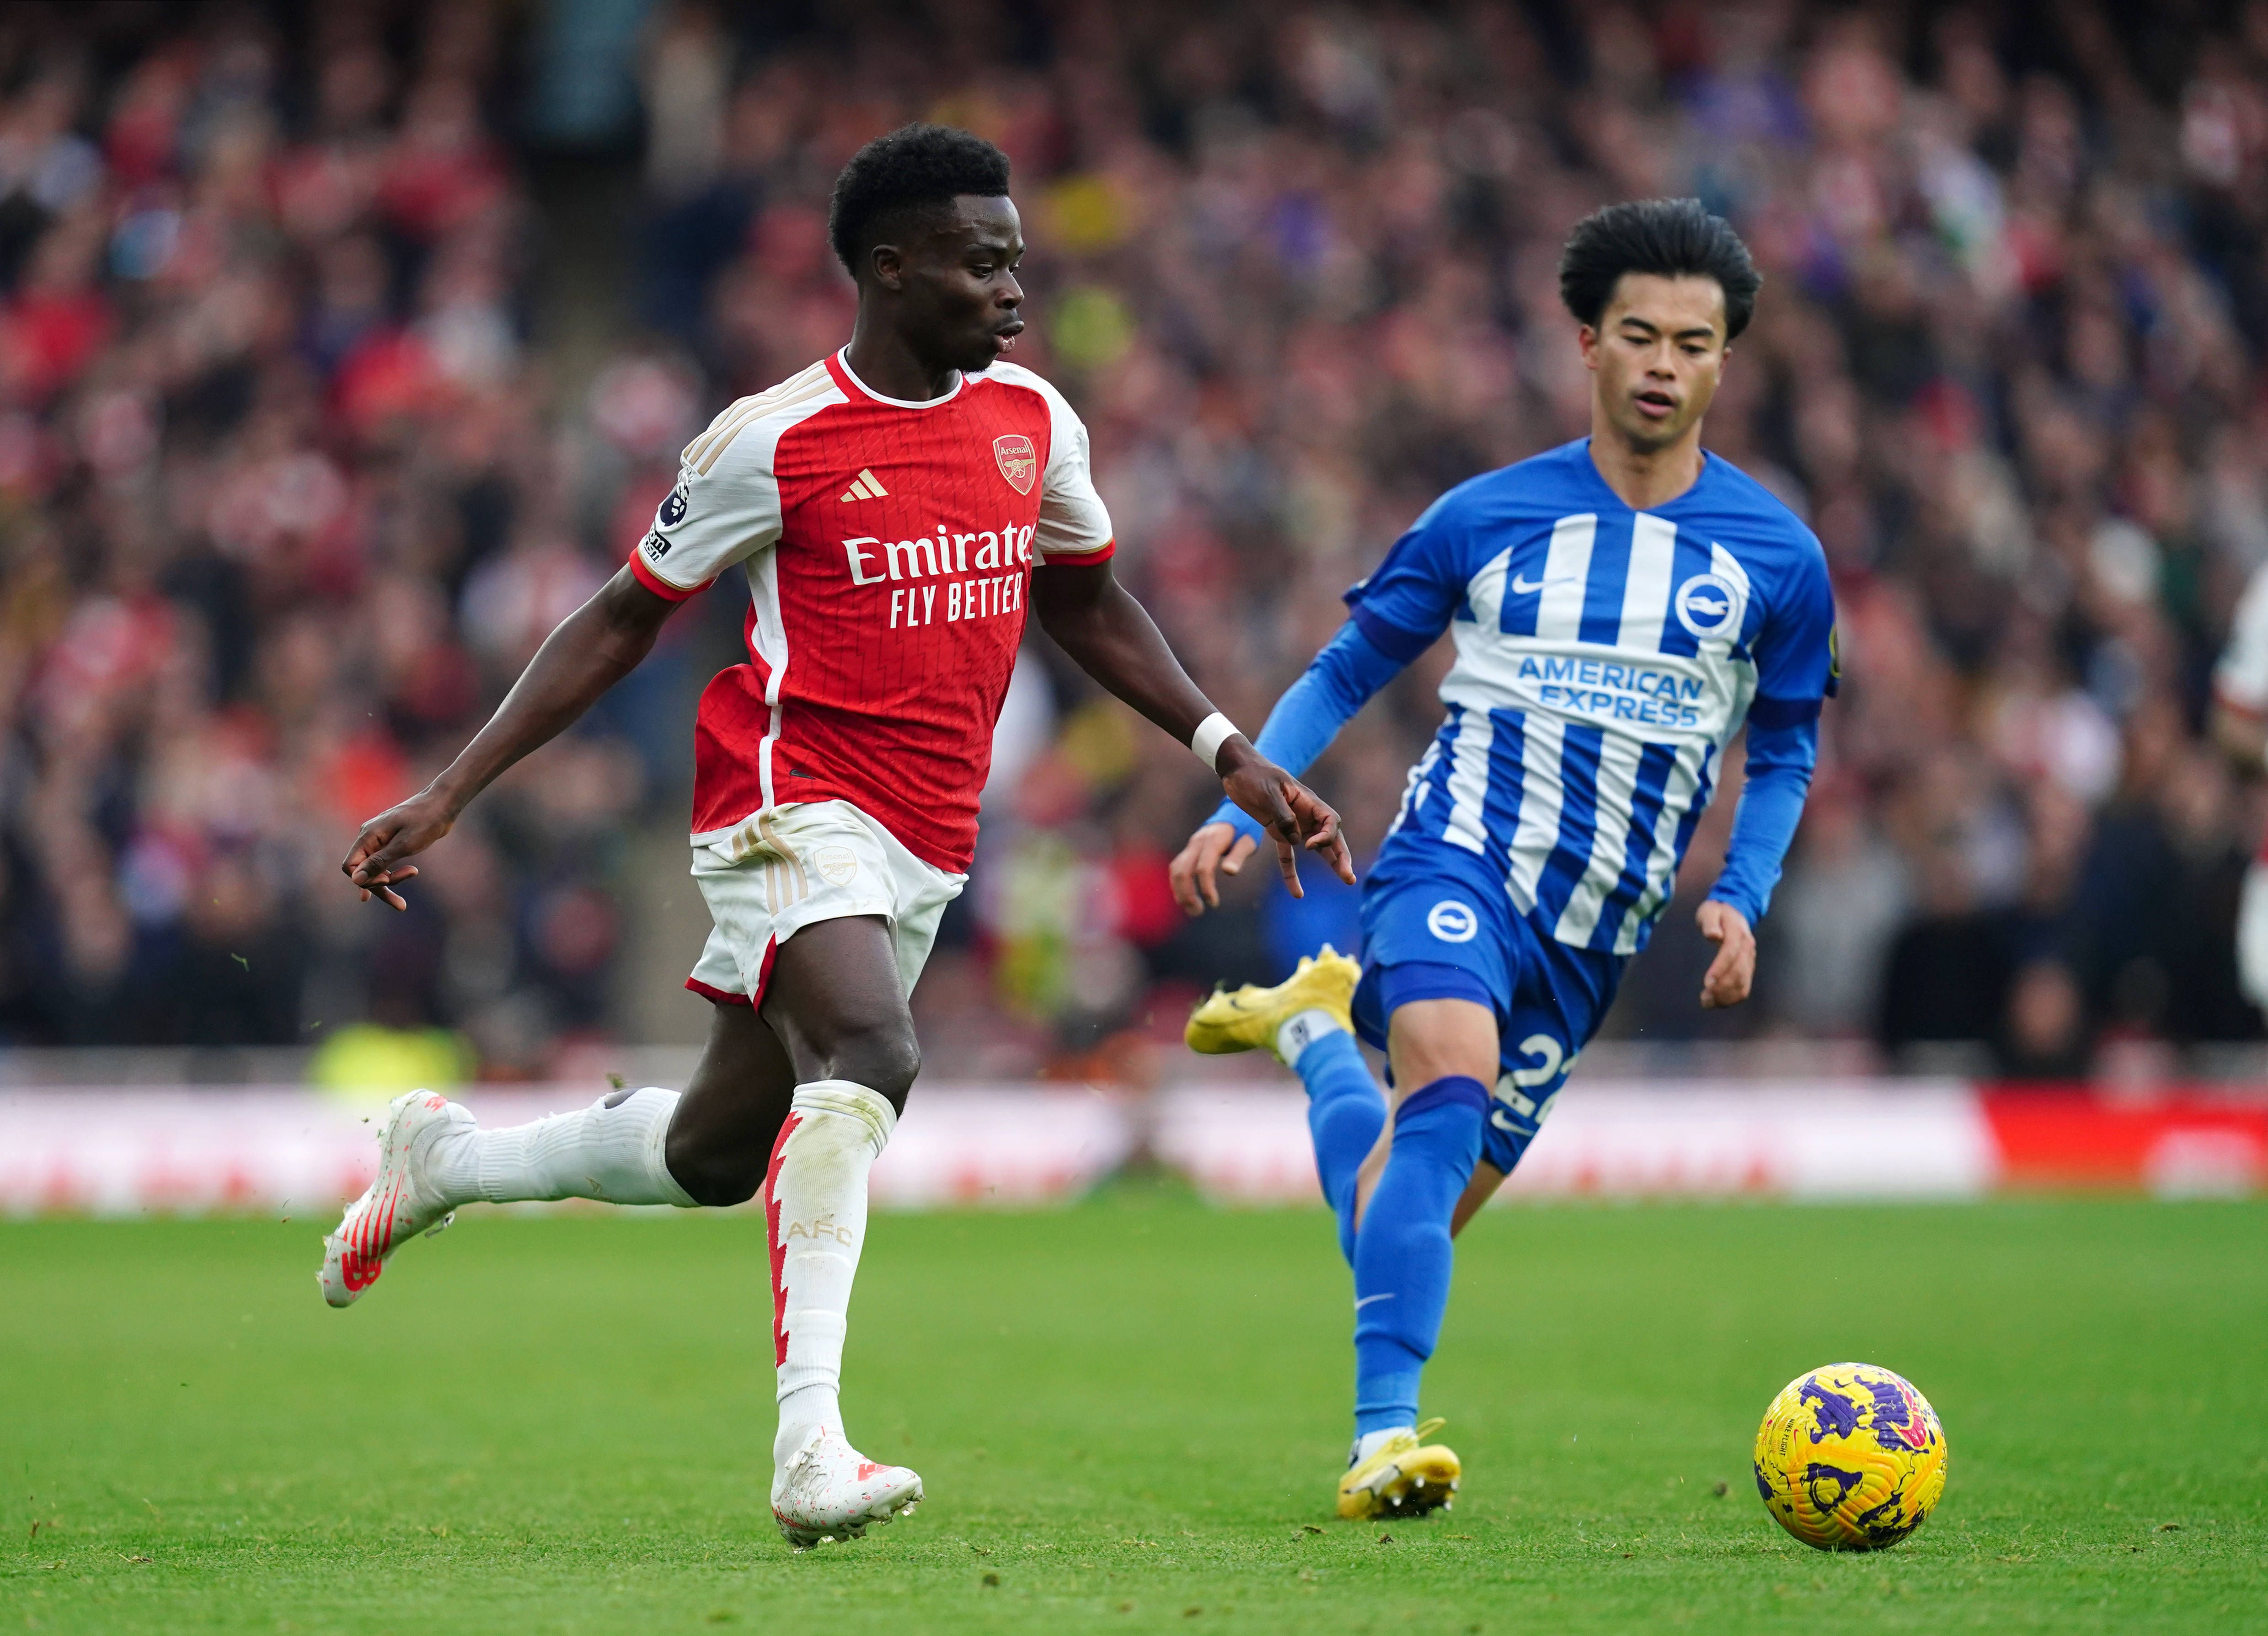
[1413,505,1762,955]
[686,361,841,475]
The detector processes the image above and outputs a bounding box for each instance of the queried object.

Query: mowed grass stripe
[2,1196,2262,1634]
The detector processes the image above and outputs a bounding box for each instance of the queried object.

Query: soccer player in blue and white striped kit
[1172,200,1837,1519]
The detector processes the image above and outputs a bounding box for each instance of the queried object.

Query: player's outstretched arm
[1031,558,1353,899]
[342,567,680,909]
[1168,618,1409,914]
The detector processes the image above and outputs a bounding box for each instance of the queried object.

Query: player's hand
[1210,743,1355,906]
[1169,821,1259,914]
[341,792,455,911]
[1696,899,1755,1009]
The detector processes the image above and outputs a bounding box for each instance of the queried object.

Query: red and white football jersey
[628,349,1114,871]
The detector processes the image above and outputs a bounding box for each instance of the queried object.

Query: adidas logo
[840,469,888,503]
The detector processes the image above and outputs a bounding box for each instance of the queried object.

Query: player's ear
[1576,323,1600,369]
[867,242,906,293]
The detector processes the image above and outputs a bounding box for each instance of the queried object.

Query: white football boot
[319,1090,470,1308]
[770,1425,923,1550]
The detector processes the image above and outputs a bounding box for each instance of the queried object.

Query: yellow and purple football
[1753,1362,1947,1550]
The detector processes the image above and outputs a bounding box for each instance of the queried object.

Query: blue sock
[1349,1075,1487,1436]
[1290,1029,1386,1267]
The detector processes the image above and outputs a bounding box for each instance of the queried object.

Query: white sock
[766,1079,896,1467]
[428,1087,696,1208]
[1353,1425,1414,1464]
[1275,1007,1347,1065]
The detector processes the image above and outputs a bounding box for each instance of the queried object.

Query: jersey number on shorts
[1492,1033,1573,1123]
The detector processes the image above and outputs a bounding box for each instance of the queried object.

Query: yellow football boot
[1336,1419,1461,1520]
[1184,945,1361,1058]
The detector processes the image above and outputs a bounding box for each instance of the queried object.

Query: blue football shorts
[1349,851,1626,1176]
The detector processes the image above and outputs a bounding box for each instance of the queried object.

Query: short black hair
[1558,198,1762,340]
[828,123,1012,279]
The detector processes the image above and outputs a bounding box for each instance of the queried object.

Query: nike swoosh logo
[1510,574,1572,594]
[1354,1294,1395,1309]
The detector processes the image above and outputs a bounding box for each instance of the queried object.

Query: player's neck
[842,319,963,404]
[1586,417,1706,512]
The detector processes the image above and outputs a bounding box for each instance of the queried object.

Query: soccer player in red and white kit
[325,125,1352,1549]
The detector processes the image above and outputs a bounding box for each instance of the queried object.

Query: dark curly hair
[828,123,1012,279]
[1558,198,1762,340]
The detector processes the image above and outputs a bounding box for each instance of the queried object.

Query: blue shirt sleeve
[1744,533,1838,731]
[1709,538,1835,922]
[1208,620,1408,841]
[1339,492,1469,661]
[1706,719,1815,925]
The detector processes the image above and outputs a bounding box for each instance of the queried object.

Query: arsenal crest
[993,434,1037,495]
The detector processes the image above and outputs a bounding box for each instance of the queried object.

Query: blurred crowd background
[1,0,2265,1085]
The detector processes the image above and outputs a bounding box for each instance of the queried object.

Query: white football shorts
[685,800,966,1010]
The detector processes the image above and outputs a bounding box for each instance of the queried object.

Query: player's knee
[798,1016,920,1109]
[1385,997,1500,1090]
[663,1123,766,1208]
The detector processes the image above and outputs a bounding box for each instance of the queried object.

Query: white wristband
[1189,711,1240,772]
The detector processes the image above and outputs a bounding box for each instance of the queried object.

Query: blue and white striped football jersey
[1348,439,1836,957]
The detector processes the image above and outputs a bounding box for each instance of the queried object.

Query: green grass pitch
[4,1190,2262,1633]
